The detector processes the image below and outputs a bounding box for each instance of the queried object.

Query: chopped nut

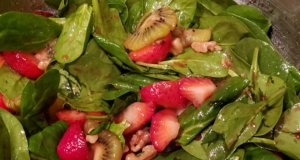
[170,38,184,56]
[191,41,222,53]
[130,128,151,152]
[125,145,157,160]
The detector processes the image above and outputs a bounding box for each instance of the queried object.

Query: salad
[0,0,300,159]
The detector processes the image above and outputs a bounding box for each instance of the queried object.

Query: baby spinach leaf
[21,69,60,119]
[154,149,200,160]
[101,89,134,101]
[108,73,159,91]
[0,64,29,99]
[0,108,30,160]
[125,1,143,33]
[159,48,229,78]
[199,16,249,46]
[54,3,93,64]
[197,0,237,15]
[17,116,48,137]
[108,0,129,24]
[0,12,62,52]
[228,148,245,160]
[177,77,250,145]
[67,39,121,92]
[144,0,197,28]
[224,5,271,33]
[244,145,281,160]
[28,120,68,160]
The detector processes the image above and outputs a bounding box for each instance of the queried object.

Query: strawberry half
[0,54,4,68]
[56,109,86,127]
[2,51,44,79]
[128,32,172,63]
[57,123,89,160]
[150,109,180,152]
[140,81,188,109]
[0,93,14,114]
[179,77,216,107]
[112,102,156,135]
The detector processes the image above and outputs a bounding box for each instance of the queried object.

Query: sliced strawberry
[150,109,180,152]
[128,32,172,63]
[57,123,89,160]
[2,51,44,79]
[56,109,86,127]
[112,102,156,135]
[140,81,188,109]
[0,93,14,114]
[179,77,216,107]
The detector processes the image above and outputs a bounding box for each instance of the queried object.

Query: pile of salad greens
[1,0,300,159]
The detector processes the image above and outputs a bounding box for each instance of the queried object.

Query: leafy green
[55,3,92,64]
[20,69,60,119]
[0,108,30,160]
[0,12,62,52]
[108,119,130,147]
[108,0,129,24]
[154,149,200,160]
[17,116,48,137]
[244,145,281,160]
[159,48,229,77]
[199,16,249,46]
[0,64,29,99]
[125,1,143,33]
[28,120,68,160]
[197,0,237,15]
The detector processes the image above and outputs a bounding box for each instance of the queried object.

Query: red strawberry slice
[112,102,156,135]
[2,51,44,79]
[179,77,216,107]
[128,32,172,63]
[150,109,180,152]
[33,10,54,17]
[56,109,86,127]
[57,123,89,160]
[140,81,188,109]
[0,93,14,114]
[0,54,4,68]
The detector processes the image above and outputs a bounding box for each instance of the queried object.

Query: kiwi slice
[90,129,123,160]
[124,7,177,51]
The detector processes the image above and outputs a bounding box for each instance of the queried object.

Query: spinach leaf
[159,48,229,78]
[55,3,93,64]
[125,1,143,33]
[0,12,62,52]
[59,39,119,112]
[224,5,271,33]
[0,108,30,160]
[20,69,60,119]
[67,39,121,92]
[176,77,250,145]
[197,0,236,15]
[17,116,48,137]
[228,148,245,160]
[108,0,129,24]
[199,16,249,46]
[274,106,300,159]
[28,120,68,160]
[154,149,200,160]
[109,119,130,147]
[144,0,197,28]
[244,145,281,160]
[108,73,159,91]
[0,64,29,99]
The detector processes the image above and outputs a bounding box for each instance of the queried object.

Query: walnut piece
[129,129,151,152]
[125,145,157,160]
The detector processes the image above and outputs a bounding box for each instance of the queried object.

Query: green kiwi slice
[124,7,177,51]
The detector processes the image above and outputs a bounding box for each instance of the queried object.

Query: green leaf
[224,5,271,33]
[197,0,237,15]
[0,108,30,160]
[125,1,143,33]
[21,69,60,119]
[17,116,48,137]
[176,77,250,145]
[199,15,249,46]
[0,12,62,52]
[159,48,229,78]
[244,145,281,160]
[154,149,200,160]
[108,0,129,24]
[0,64,29,99]
[54,3,93,63]
[28,120,68,160]
[228,148,245,160]
[108,93,138,117]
